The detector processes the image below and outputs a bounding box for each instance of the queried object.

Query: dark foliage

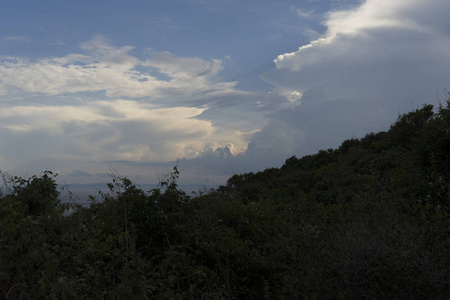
[1,101,450,299]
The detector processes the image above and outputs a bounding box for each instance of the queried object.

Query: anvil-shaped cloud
[259,0,450,156]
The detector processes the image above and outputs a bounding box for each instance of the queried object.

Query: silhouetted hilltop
[1,102,449,299]
[222,102,449,207]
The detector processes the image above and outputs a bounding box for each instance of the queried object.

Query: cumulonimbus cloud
[270,0,450,98]
[256,0,450,158]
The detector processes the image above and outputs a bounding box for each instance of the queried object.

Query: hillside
[1,102,450,299]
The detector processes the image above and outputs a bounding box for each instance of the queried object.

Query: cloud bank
[0,37,271,183]
[2,0,450,185]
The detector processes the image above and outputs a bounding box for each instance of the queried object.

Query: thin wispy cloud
[3,36,32,43]
[290,7,316,19]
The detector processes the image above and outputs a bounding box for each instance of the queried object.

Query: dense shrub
[1,102,450,299]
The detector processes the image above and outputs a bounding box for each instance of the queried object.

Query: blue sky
[1,0,450,187]
[1,0,338,90]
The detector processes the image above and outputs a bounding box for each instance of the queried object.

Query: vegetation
[1,101,450,299]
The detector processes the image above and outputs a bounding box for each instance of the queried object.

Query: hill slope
[1,102,449,299]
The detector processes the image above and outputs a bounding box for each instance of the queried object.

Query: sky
[1,0,450,188]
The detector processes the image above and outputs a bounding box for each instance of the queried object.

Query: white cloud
[8,0,448,184]
[0,36,285,185]
[0,97,256,182]
[0,100,215,161]
[0,36,241,100]
[256,0,450,159]
[275,0,450,74]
